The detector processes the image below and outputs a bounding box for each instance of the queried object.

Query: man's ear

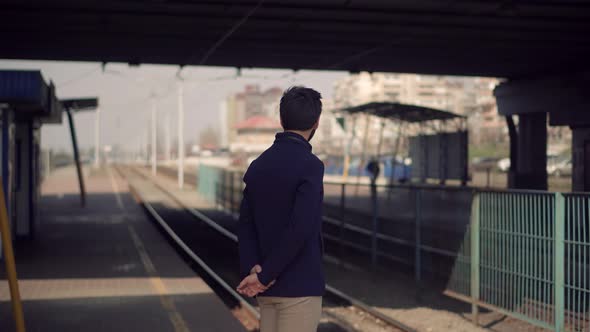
[313,118,320,129]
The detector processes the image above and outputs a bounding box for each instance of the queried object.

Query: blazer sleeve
[237,185,261,278]
[257,159,324,286]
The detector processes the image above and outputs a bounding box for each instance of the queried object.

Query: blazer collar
[275,131,312,151]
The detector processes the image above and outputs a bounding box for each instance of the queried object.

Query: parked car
[547,158,572,177]
[471,157,500,172]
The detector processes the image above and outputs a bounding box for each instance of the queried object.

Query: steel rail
[125,165,416,332]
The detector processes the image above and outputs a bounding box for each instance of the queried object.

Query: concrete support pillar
[509,113,548,190]
[572,127,590,192]
[495,73,590,192]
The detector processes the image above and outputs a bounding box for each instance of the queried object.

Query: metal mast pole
[165,112,171,162]
[146,127,150,165]
[151,95,157,176]
[94,107,100,168]
[177,81,185,188]
[66,109,86,206]
[355,114,371,196]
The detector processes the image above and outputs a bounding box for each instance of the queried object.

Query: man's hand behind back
[236,264,275,297]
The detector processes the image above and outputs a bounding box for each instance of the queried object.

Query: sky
[0,60,348,152]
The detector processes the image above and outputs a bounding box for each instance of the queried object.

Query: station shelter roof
[338,102,465,123]
[0,70,99,123]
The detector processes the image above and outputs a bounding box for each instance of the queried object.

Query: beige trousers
[257,296,322,332]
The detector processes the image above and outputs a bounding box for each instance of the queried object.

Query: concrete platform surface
[0,166,246,332]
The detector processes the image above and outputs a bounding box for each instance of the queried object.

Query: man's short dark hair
[279,86,322,131]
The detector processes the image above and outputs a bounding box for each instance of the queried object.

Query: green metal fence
[564,194,589,332]
[217,169,242,215]
[197,164,243,214]
[198,164,589,331]
[197,164,223,202]
[446,191,590,332]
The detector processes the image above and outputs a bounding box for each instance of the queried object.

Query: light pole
[151,95,157,176]
[94,107,100,168]
[144,127,149,165]
[177,80,185,189]
[165,112,171,162]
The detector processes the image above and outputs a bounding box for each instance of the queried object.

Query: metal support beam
[342,114,357,182]
[376,119,386,157]
[554,193,565,331]
[66,108,86,207]
[355,114,371,197]
[370,177,378,268]
[470,194,480,326]
[387,123,404,200]
[414,189,422,299]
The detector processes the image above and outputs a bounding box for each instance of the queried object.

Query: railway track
[156,165,461,278]
[157,165,198,187]
[116,165,415,332]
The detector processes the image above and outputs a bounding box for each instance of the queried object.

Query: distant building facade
[312,98,347,155]
[221,85,283,149]
[231,115,282,154]
[332,73,503,147]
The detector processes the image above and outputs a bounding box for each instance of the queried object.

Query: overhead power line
[177,0,265,77]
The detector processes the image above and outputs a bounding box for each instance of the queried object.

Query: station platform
[0,166,246,332]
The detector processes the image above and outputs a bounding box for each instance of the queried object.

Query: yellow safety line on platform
[107,168,190,332]
[0,177,26,332]
[128,225,190,332]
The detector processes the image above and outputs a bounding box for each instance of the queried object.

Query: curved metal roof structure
[1,1,589,78]
[338,101,465,123]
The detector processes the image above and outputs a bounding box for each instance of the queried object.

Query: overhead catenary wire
[104,68,298,112]
[125,166,416,332]
[88,62,307,159]
[177,0,265,77]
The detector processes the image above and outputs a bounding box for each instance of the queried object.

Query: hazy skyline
[0,60,348,152]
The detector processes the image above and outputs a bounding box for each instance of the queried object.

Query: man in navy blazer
[237,86,325,332]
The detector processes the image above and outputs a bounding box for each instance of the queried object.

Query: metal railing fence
[197,164,225,202]
[200,164,475,278]
[197,164,243,216]
[197,164,589,331]
[563,193,589,332]
[446,191,590,332]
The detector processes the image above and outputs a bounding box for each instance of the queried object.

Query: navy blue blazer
[237,131,325,297]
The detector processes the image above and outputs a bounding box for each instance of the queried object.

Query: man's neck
[284,130,311,141]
